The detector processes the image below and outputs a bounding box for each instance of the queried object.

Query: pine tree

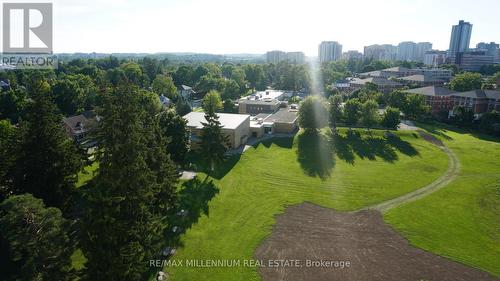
[200,113,229,171]
[0,194,75,281]
[159,109,190,164]
[13,81,82,211]
[80,84,177,281]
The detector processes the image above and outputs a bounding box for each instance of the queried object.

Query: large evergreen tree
[13,81,82,211]
[80,84,178,281]
[0,120,18,200]
[200,113,229,171]
[0,194,75,281]
[159,109,190,164]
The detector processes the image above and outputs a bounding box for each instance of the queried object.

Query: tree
[52,74,97,116]
[13,81,82,210]
[159,109,190,164]
[361,99,379,130]
[298,95,329,131]
[152,75,178,99]
[81,84,178,281]
[200,113,229,171]
[175,97,191,116]
[0,87,28,123]
[221,79,240,100]
[172,65,194,86]
[0,194,75,281]
[223,99,237,113]
[120,62,143,85]
[450,105,475,128]
[328,94,343,129]
[387,90,407,109]
[230,68,247,93]
[479,110,500,136]
[344,98,362,128]
[381,107,401,129]
[450,72,482,92]
[0,120,17,199]
[202,90,223,115]
[402,94,429,120]
[244,64,265,90]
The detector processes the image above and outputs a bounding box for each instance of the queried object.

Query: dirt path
[365,131,460,212]
[255,203,499,281]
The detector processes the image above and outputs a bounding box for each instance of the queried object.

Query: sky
[4,0,500,55]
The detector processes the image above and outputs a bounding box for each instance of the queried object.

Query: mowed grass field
[384,125,500,277]
[165,129,448,281]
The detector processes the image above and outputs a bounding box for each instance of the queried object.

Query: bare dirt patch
[418,130,444,147]
[255,202,498,281]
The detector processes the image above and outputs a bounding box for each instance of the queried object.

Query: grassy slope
[70,162,98,271]
[384,126,500,277]
[166,129,448,280]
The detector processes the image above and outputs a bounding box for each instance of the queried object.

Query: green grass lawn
[165,128,448,280]
[384,125,500,277]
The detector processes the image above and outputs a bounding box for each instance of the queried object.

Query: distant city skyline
[31,0,500,55]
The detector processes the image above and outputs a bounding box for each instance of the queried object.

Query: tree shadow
[332,130,419,165]
[296,130,335,180]
[256,137,294,149]
[164,176,219,248]
[416,122,454,140]
[186,152,241,180]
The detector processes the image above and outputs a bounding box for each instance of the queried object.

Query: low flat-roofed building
[359,67,452,82]
[184,112,250,149]
[238,98,280,115]
[264,107,299,134]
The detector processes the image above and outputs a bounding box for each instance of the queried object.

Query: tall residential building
[363,44,397,61]
[318,41,342,63]
[266,51,305,64]
[397,41,417,61]
[448,20,473,57]
[266,50,286,64]
[342,50,363,60]
[416,42,433,62]
[424,50,447,66]
[285,52,306,64]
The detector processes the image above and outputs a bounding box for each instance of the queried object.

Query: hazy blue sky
[49,0,499,55]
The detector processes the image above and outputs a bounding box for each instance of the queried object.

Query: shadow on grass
[165,176,219,248]
[331,130,419,165]
[296,130,335,180]
[257,137,294,149]
[185,152,241,180]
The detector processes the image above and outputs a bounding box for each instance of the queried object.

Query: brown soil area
[418,130,445,147]
[255,202,498,281]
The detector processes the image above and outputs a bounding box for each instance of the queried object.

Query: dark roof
[403,86,455,97]
[63,111,97,133]
[264,108,298,124]
[350,77,402,87]
[384,66,412,72]
[452,90,500,99]
[359,70,382,77]
[399,74,446,83]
